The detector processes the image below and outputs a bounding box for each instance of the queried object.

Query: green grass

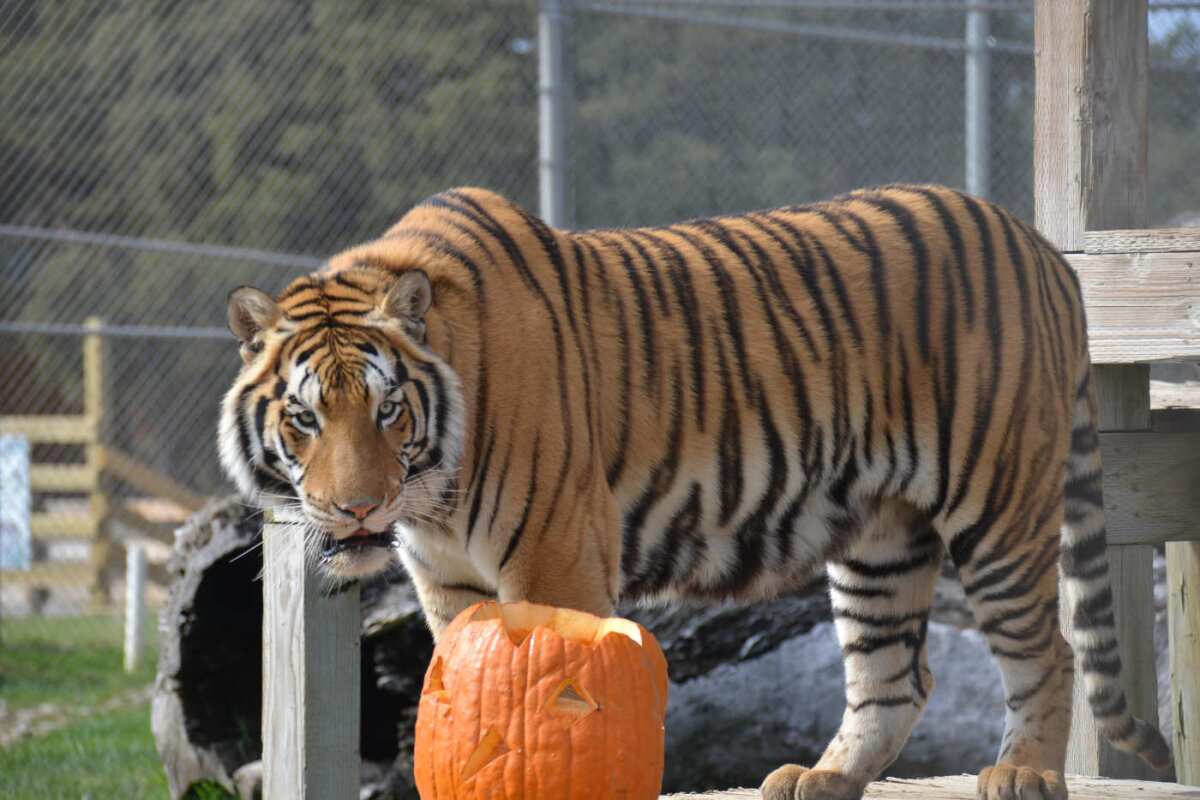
[0,613,158,710]
[0,613,167,799]
[0,704,169,799]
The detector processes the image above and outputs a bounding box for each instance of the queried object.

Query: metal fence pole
[538,0,568,228]
[965,2,991,197]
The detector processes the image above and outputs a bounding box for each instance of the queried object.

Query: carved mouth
[320,529,396,560]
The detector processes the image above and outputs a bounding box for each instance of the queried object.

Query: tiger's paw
[760,764,866,800]
[977,764,1068,800]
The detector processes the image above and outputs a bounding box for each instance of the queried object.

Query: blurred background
[0,1,1197,796]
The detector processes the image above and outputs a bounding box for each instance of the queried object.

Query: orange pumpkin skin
[413,601,669,800]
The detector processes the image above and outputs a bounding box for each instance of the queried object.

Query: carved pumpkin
[414,600,669,800]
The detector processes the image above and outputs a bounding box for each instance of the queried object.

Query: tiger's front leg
[762,502,941,800]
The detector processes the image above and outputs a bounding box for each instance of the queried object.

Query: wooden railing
[1035,0,1200,784]
[0,317,206,607]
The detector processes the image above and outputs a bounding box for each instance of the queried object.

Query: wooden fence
[256,1,1200,797]
[0,317,206,608]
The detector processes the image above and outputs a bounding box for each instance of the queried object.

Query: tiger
[219,184,1170,800]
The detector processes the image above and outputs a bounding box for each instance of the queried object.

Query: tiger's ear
[227,287,280,358]
[382,270,432,343]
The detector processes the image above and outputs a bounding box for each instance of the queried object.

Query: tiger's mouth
[320,529,397,561]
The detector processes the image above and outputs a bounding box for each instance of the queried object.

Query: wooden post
[1168,541,1200,784]
[124,542,146,673]
[84,316,112,608]
[1034,0,1161,780]
[262,510,361,799]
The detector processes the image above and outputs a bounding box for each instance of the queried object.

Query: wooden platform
[665,776,1200,799]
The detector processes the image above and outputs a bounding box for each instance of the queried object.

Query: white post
[965,1,990,197]
[262,511,361,799]
[538,0,568,228]
[123,542,146,673]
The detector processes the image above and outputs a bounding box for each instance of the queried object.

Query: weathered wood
[1084,228,1200,254]
[0,415,95,443]
[0,562,94,584]
[29,463,95,492]
[1067,252,1200,364]
[85,316,111,608]
[662,775,1200,798]
[1034,0,1148,251]
[1095,365,1152,430]
[101,447,205,512]
[1101,432,1200,545]
[262,512,361,800]
[29,512,99,540]
[1168,541,1200,785]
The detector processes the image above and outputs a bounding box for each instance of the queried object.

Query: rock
[660,621,1004,793]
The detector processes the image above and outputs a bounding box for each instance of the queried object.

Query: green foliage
[183,779,239,800]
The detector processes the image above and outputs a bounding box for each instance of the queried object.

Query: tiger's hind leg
[946,502,1072,800]
[761,500,941,800]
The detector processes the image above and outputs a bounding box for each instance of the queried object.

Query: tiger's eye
[379,400,398,418]
[296,410,317,427]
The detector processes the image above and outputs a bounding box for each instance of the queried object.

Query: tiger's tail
[1059,354,1172,771]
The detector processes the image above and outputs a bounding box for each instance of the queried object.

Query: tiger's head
[218,264,464,578]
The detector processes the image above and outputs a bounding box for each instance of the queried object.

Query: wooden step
[0,562,94,585]
[665,775,1197,798]
[30,512,99,540]
[0,415,95,443]
[30,463,95,492]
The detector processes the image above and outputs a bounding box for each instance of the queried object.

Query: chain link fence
[1,1,1197,624]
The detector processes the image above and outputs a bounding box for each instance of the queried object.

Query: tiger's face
[218,266,464,578]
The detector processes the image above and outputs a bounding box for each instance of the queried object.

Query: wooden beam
[1101,432,1200,546]
[30,512,99,540]
[109,504,178,545]
[1084,228,1200,254]
[0,562,95,585]
[262,512,360,799]
[1168,541,1200,785]
[661,775,1200,798]
[1034,0,1148,251]
[1068,251,1200,364]
[29,463,95,493]
[100,447,205,512]
[0,415,95,443]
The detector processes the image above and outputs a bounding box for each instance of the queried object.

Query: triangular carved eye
[545,678,599,719]
[460,728,510,783]
[423,657,449,701]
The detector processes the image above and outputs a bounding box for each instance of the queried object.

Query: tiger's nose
[336,498,381,521]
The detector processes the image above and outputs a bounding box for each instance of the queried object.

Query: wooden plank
[84,318,111,611]
[30,463,96,493]
[262,513,360,799]
[0,415,95,443]
[1034,1,1148,251]
[663,775,1200,798]
[1168,541,1200,785]
[30,512,99,540]
[1068,251,1200,364]
[1065,364,1161,780]
[100,447,205,512]
[1084,228,1200,254]
[0,562,95,585]
[1101,432,1200,546]
[108,504,177,545]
